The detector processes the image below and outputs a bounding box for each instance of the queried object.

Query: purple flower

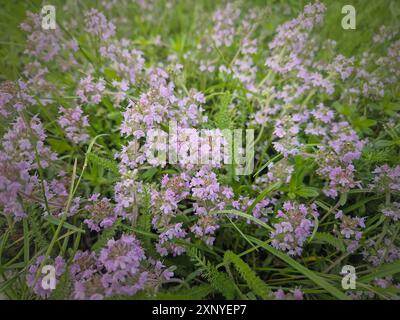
[0,115,57,220]
[76,75,105,105]
[271,201,319,256]
[70,250,100,281]
[273,288,304,300]
[156,223,189,256]
[84,8,116,40]
[369,164,400,193]
[334,211,366,253]
[58,106,89,144]
[98,234,146,296]
[84,194,117,232]
[381,202,400,222]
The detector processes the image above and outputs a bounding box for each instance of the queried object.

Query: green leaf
[44,216,85,234]
[188,248,236,299]
[246,182,281,215]
[104,68,119,81]
[359,260,400,283]
[47,138,72,153]
[247,236,349,300]
[295,186,319,198]
[50,271,71,300]
[214,93,233,129]
[214,209,273,231]
[141,167,158,181]
[87,153,119,174]
[224,250,270,299]
[339,192,348,206]
[313,232,345,252]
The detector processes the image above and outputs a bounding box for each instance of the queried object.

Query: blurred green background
[0,0,399,81]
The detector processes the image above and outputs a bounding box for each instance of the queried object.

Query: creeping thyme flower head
[76,75,106,105]
[100,39,145,85]
[151,173,191,227]
[72,234,173,299]
[266,2,326,75]
[156,222,189,256]
[20,12,62,62]
[273,288,304,300]
[84,194,117,232]
[211,3,241,48]
[73,273,106,300]
[2,115,57,169]
[98,234,147,296]
[58,106,90,144]
[190,215,220,246]
[84,8,116,40]
[369,165,400,193]
[0,116,57,220]
[381,202,400,222]
[42,172,81,217]
[362,237,400,267]
[0,80,35,118]
[271,201,319,256]
[232,197,275,222]
[334,210,366,253]
[99,234,145,272]
[316,121,366,198]
[70,250,100,282]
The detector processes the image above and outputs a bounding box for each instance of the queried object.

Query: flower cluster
[84,9,116,41]
[84,194,117,232]
[76,75,106,105]
[266,2,327,86]
[20,12,62,62]
[0,80,35,118]
[316,121,366,198]
[362,237,400,267]
[156,223,189,256]
[271,201,318,256]
[100,39,145,85]
[369,165,400,193]
[334,210,366,253]
[43,172,80,217]
[58,106,90,144]
[381,203,400,222]
[253,159,294,187]
[0,116,57,220]
[72,234,172,299]
[273,288,304,300]
[211,3,241,48]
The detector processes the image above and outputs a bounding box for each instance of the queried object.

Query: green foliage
[50,271,71,300]
[223,250,270,299]
[29,212,50,251]
[214,93,233,129]
[87,153,119,175]
[136,185,156,255]
[313,232,346,252]
[188,248,236,299]
[0,0,399,301]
